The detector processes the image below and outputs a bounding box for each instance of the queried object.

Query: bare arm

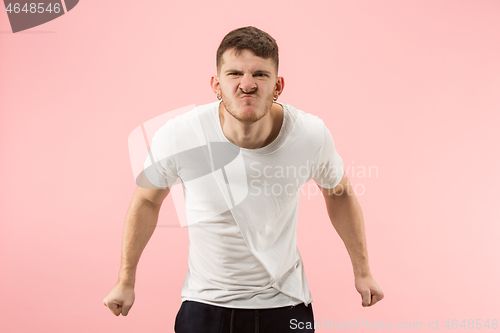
[103,174,170,316]
[318,172,384,307]
[118,185,170,287]
[319,173,370,278]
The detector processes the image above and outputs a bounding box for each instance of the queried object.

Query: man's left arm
[318,172,385,307]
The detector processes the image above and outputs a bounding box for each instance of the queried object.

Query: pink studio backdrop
[1,1,499,332]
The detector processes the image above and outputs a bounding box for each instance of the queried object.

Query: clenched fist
[103,283,135,316]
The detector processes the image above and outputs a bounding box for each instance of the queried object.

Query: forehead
[221,48,275,70]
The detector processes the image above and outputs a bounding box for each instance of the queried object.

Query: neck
[219,102,284,149]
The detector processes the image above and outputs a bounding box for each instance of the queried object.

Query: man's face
[213,48,282,124]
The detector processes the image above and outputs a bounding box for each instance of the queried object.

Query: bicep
[318,171,350,197]
[133,172,171,206]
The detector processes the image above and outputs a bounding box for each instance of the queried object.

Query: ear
[210,75,220,96]
[275,76,285,95]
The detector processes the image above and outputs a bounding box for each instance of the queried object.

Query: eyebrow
[224,69,272,75]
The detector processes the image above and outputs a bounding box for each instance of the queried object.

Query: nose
[239,74,257,93]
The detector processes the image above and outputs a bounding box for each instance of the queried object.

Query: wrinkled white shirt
[143,100,344,308]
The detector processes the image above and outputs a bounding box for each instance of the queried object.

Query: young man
[103,26,384,332]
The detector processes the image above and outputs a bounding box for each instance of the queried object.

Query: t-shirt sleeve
[312,122,344,189]
[140,123,179,189]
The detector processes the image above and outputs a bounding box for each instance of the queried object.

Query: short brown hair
[216,26,279,75]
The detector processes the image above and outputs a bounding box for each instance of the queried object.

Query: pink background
[1,0,499,332]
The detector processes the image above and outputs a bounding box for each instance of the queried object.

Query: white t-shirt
[143,100,344,308]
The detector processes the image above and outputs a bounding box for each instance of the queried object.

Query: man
[103,26,384,332]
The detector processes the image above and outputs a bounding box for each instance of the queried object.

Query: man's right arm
[103,175,170,316]
[118,184,170,287]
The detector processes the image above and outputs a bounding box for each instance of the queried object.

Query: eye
[254,73,267,77]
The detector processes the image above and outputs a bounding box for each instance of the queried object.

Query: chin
[240,109,268,124]
[222,97,270,123]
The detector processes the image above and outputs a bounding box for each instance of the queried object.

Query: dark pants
[174,300,315,333]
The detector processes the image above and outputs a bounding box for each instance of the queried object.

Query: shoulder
[147,101,218,156]
[283,103,327,141]
[285,103,326,127]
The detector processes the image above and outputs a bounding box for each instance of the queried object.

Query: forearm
[324,192,371,279]
[118,199,161,287]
